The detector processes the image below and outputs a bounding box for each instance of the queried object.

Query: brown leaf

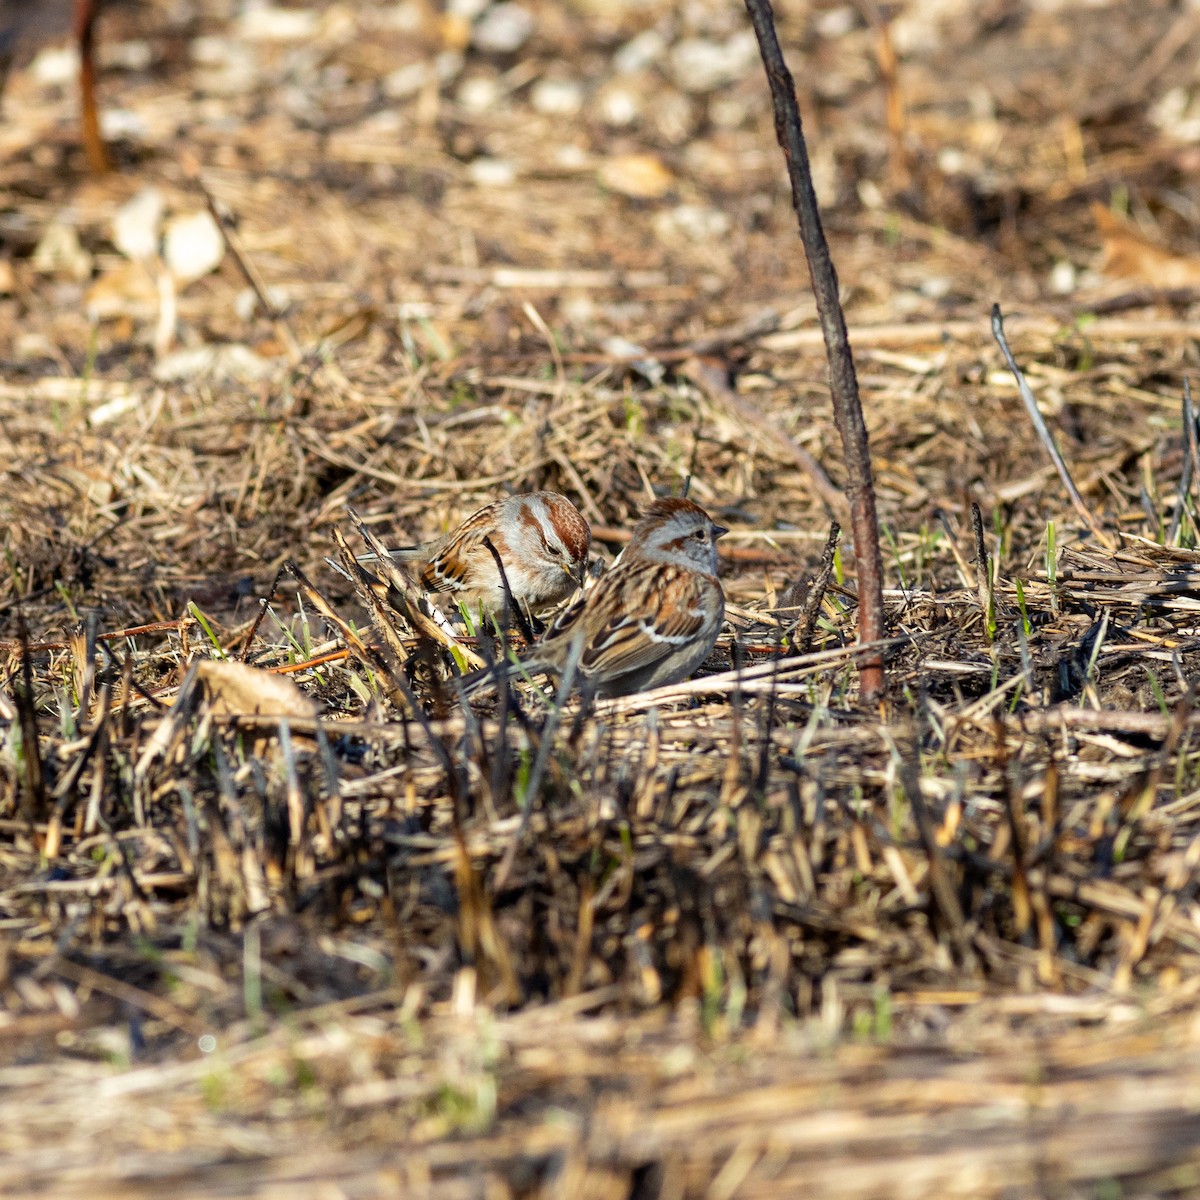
[598,153,675,200]
[195,660,318,719]
[1093,202,1200,287]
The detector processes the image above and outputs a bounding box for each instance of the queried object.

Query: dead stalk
[744,0,886,701]
[991,304,1113,548]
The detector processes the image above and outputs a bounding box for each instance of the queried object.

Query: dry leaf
[597,153,674,199]
[1093,202,1200,288]
[154,343,276,383]
[196,660,318,719]
[85,260,159,321]
[32,222,92,281]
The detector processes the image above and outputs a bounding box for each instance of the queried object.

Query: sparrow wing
[420,537,473,593]
[420,523,504,595]
[545,561,717,681]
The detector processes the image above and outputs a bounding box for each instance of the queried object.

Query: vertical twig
[897,740,975,970]
[970,502,993,641]
[182,156,303,362]
[14,613,46,830]
[74,0,110,173]
[492,630,585,892]
[783,521,840,655]
[991,304,1113,547]
[1170,378,1200,545]
[744,0,886,701]
[482,535,536,647]
[860,1,909,193]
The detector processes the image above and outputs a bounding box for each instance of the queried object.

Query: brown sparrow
[466,496,727,698]
[386,491,591,617]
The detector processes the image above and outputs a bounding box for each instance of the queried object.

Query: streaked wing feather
[551,562,712,680]
[422,528,489,593]
[422,546,468,593]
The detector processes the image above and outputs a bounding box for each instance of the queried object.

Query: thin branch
[73,0,109,173]
[971,502,993,641]
[744,0,886,701]
[778,521,841,655]
[990,304,1113,547]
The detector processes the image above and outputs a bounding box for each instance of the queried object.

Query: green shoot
[1145,668,1169,719]
[1015,577,1031,638]
[188,602,225,658]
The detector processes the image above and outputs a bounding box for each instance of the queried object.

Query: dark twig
[342,508,485,670]
[779,521,841,655]
[182,157,302,362]
[896,739,975,970]
[991,304,1112,547]
[14,612,46,828]
[744,0,885,701]
[682,357,848,522]
[492,631,585,892]
[238,562,290,662]
[1170,378,1200,546]
[971,502,993,641]
[482,534,536,647]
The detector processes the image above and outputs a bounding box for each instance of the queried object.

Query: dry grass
[5,0,1200,1195]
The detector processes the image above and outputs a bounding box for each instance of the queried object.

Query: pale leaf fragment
[86,260,159,321]
[154,344,276,383]
[163,210,225,286]
[32,222,92,281]
[112,187,165,260]
[196,660,318,720]
[597,153,674,200]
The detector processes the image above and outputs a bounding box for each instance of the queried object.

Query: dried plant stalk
[744,0,886,700]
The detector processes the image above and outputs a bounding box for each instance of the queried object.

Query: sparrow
[384,491,590,618]
[465,496,726,698]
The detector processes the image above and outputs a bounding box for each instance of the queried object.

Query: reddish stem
[74,0,110,173]
[743,0,885,701]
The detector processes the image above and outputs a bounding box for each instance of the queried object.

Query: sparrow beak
[713,523,729,539]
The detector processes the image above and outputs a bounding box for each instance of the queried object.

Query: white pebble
[614,29,665,75]
[457,76,500,111]
[238,4,319,41]
[472,3,535,54]
[384,62,429,99]
[99,108,147,140]
[30,46,79,88]
[447,0,489,18]
[531,77,583,116]
[1049,261,1077,295]
[599,86,640,127]
[467,158,516,187]
[669,31,758,94]
[653,204,730,242]
[814,6,857,38]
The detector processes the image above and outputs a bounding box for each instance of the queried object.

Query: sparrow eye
[694,529,708,542]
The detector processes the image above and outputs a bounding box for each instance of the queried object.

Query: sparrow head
[626,496,726,574]
[518,491,592,589]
